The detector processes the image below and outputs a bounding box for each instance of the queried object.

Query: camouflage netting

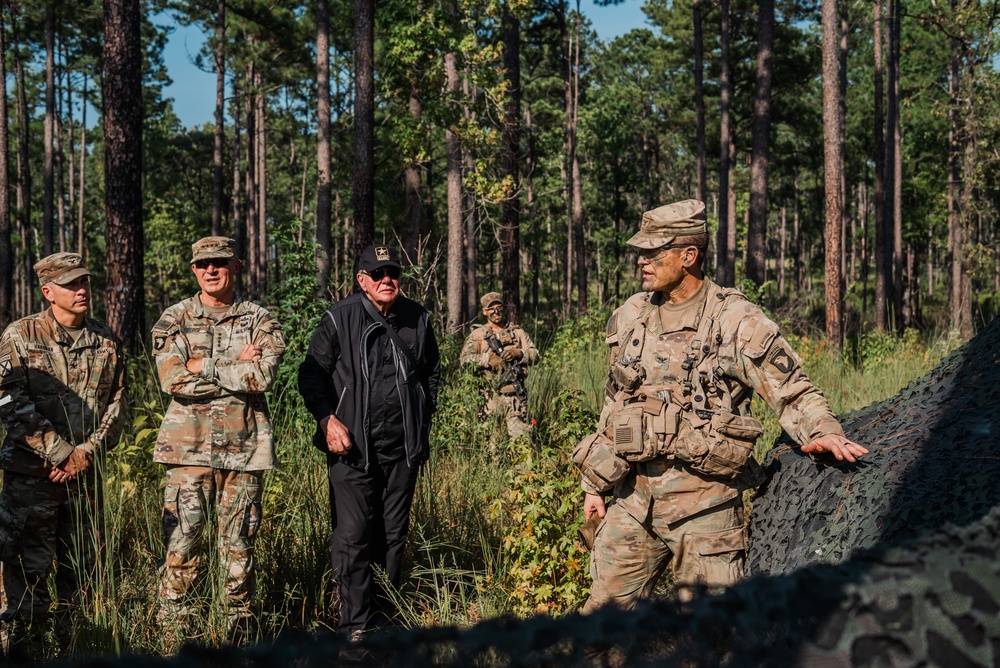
[53,317,1000,666]
[748,314,1000,576]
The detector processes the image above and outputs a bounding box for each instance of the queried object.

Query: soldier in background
[460,292,539,439]
[150,237,284,644]
[0,253,126,657]
[575,200,867,612]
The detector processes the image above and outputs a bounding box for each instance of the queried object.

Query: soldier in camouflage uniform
[0,253,126,655]
[459,292,539,439]
[151,237,285,641]
[575,200,868,612]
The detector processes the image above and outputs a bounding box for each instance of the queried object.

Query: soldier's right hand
[50,447,93,483]
[584,493,607,520]
[487,352,504,372]
[320,415,352,455]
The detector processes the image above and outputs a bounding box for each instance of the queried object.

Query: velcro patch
[0,356,11,378]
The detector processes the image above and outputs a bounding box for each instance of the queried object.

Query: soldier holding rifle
[460,292,539,439]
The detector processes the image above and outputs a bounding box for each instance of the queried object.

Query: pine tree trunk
[12,8,33,317]
[256,82,267,291]
[716,0,733,286]
[571,5,586,315]
[316,0,332,291]
[888,0,903,329]
[231,88,243,283]
[873,0,888,331]
[693,0,706,204]
[746,0,774,286]
[245,75,257,297]
[212,0,226,236]
[404,89,423,263]
[353,0,375,259]
[0,7,12,329]
[445,48,463,333]
[104,0,144,351]
[43,4,56,257]
[822,0,844,349]
[501,2,521,322]
[462,70,478,321]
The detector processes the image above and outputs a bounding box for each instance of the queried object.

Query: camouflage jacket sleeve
[207,312,285,395]
[459,327,490,368]
[152,310,225,399]
[730,309,844,444]
[0,326,76,466]
[82,336,128,455]
[515,328,540,366]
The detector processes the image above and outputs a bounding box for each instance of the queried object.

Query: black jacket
[298,292,440,469]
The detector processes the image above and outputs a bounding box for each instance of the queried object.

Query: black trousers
[328,456,419,633]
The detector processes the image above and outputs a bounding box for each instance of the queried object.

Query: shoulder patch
[763,342,796,379]
[740,317,779,360]
[605,312,619,346]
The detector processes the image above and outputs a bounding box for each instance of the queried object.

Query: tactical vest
[602,286,765,482]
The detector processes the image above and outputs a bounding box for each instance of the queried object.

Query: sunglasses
[637,244,698,261]
[193,258,232,270]
[363,266,402,282]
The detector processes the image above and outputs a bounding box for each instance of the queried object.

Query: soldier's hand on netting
[238,344,263,361]
[487,352,504,372]
[584,493,607,520]
[501,347,523,363]
[321,414,353,455]
[800,433,869,463]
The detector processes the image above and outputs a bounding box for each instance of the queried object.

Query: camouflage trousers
[158,466,262,629]
[485,393,531,439]
[582,498,745,613]
[0,471,101,627]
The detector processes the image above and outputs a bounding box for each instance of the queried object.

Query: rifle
[484,332,528,402]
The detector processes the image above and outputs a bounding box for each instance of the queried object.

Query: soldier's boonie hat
[191,236,237,264]
[34,252,91,286]
[626,199,708,249]
[480,292,503,309]
[357,245,401,273]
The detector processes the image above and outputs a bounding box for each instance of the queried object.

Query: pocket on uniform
[239,477,263,539]
[696,525,746,558]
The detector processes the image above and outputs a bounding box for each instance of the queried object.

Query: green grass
[0,315,957,660]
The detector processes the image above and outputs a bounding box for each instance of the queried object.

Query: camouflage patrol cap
[191,236,237,264]
[480,292,502,309]
[34,252,91,286]
[626,199,708,249]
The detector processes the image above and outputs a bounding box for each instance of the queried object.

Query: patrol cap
[34,252,91,286]
[357,244,401,273]
[626,199,708,249]
[480,292,502,309]
[191,236,237,264]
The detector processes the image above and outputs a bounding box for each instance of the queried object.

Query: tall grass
[0,310,957,659]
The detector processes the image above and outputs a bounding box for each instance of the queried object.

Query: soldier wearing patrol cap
[459,292,539,439]
[150,236,285,643]
[0,253,126,656]
[575,200,868,611]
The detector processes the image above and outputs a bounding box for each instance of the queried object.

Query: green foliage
[492,390,596,615]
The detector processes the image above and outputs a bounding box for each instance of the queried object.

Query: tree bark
[404,90,423,263]
[822,0,844,349]
[501,2,521,322]
[873,0,888,331]
[571,2,585,315]
[44,3,56,257]
[716,0,733,286]
[745,0,774,286]
[445,48,463,333]
[0,7,12,329]
[256,80,267,291]
[77,76,87,258]
[103,0,145,352]
[693,0,706,204]
[353,0,375,259]
[212,0,226,235]
[12,7,33,317]
[316,0,332,290]
[891,0,903,330]
[462,72,478,321]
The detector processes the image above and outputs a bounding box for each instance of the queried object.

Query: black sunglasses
[193,258,232,270]
[363,266,402,281]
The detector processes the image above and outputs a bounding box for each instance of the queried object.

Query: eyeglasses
[362,266,401,282]
[637,244,699,261]
[193,258,232,270]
